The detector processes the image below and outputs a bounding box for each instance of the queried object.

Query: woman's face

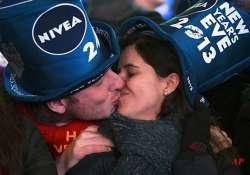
[118,45,167,120]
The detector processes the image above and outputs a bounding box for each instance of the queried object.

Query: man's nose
[108,69,125,91]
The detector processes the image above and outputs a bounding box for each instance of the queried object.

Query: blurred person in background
[133,0,165,10]
[87,0,165,29]
[0,80,57,175]
[155,0,176,20]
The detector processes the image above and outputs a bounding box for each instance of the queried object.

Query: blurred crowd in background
[84,0,197,28]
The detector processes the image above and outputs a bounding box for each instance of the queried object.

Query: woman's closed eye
[123,64,139,78]
[126,70,136,77]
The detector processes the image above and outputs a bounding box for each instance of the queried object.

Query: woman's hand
[209,126,232,154]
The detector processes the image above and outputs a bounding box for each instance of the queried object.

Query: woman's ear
[46,99,68,114]
[163,73,180,96]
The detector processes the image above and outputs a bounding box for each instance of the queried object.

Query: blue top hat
[0,0,120,102]
[119,0,250,106]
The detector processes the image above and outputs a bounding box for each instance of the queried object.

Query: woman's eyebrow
[123,63,140,69]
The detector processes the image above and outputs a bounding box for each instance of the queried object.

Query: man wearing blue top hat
[0,0,124,174]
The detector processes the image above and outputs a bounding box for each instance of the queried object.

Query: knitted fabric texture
[102,113,181,175]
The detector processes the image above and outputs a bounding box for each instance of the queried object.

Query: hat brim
[3,21,120,102]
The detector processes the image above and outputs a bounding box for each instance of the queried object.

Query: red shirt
[18,103,98,160]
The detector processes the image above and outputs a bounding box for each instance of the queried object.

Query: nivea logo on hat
[32,3,87,55]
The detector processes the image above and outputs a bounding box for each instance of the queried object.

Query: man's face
[65,69,124,120]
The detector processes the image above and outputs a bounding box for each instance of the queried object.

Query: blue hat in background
[0,0,120,102]
[119,0,250,106]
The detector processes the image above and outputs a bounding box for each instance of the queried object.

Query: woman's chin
[117,107,123,114]
[117,101,132,116]
[117,106,127,116]
[117,101,122,113]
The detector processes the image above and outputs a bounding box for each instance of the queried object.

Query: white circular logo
[32,3,87,55]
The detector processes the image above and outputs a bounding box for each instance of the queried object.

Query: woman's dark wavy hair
[120,33,191,119]
[0,80,24,175]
